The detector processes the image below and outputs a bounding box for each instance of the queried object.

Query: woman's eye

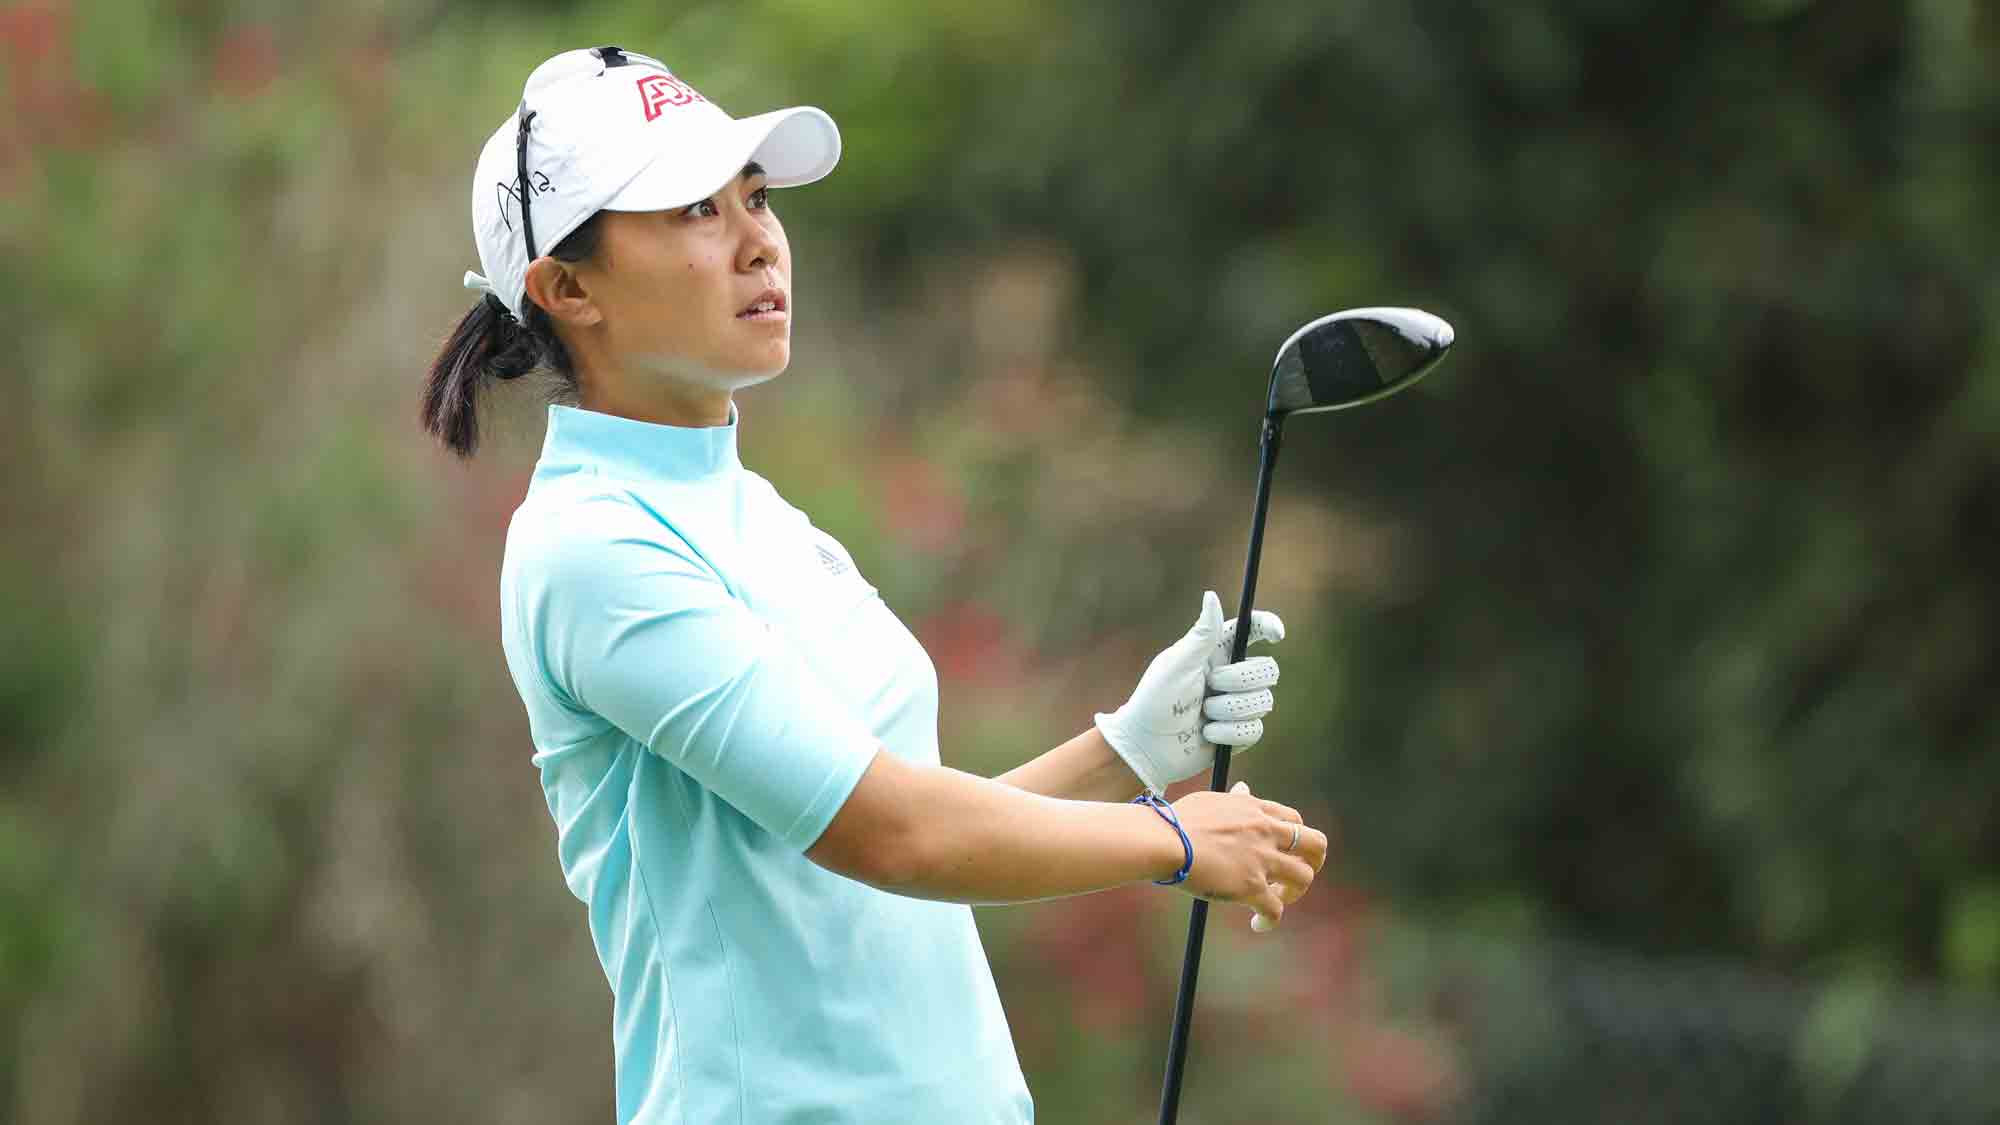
[680,189,766,218]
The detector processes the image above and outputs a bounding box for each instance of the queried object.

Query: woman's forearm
[995,727,1147,803]
[806,749,1183,904]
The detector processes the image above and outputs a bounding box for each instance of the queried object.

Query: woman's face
[572,163,794,395]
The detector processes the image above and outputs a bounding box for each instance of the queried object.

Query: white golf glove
[1095,590,1284,797]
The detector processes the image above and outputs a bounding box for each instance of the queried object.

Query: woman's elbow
[803,750,929,890]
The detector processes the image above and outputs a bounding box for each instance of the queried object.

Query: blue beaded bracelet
[1133,793,1193,886]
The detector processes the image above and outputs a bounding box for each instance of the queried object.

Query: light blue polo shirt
[498,403,1033,1125]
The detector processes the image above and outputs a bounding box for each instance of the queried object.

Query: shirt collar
[537,402,742,483]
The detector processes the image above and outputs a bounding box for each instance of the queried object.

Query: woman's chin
[727,347,790,389]
[629,347,789,392]
[730,366,787,391]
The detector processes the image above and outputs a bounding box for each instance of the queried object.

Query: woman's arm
[809,749,1171,903]
[806,748,1322,920]
[994,727,1148,804]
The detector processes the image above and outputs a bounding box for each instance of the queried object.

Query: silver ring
[1284,823,1300,853]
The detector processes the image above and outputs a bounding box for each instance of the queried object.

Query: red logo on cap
[638,73,705,121]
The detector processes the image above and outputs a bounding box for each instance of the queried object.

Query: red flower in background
[870,448,967,556]
[211,24,278,100]
[0,2,61,66]
[334,30,392,112]
[1020,889,1166,1031]
[1232,882,1465,1121]
[913,600,1030,687]
[1339,1025,1461,1121]
[0,1,107,166]
[1277,883,1373,1017]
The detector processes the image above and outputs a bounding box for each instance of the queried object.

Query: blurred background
[6,0,1998,1121]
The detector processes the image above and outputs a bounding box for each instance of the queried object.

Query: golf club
[1157,307,1455,1124]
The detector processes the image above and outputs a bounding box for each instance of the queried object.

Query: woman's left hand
[1095,590,1284,796]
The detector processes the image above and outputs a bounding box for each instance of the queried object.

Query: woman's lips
[738,288,787,320]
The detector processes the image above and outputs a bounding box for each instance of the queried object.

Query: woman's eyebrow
[740,161,767,181]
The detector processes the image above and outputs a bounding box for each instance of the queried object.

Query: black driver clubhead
[1267,307,1454,417]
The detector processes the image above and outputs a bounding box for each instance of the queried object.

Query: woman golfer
[422,47,1327,1124]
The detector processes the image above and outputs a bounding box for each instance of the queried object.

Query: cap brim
[603,106,841,213]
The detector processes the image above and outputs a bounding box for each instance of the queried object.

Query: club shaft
[1157,414,1285,1125]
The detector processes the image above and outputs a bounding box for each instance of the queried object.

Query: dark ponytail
[420,213,607,459]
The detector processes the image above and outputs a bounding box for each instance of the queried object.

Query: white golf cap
[463,46,841,319]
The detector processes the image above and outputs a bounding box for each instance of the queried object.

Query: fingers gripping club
[1095,592,1287,795]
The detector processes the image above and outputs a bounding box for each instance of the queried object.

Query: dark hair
[420,213,607,458]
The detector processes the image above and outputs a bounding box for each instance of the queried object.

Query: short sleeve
[518,494,880,851]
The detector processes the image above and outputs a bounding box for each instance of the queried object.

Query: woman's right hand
[1170,781,1328,932]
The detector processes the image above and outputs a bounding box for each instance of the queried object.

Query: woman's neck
[579,377,733,429]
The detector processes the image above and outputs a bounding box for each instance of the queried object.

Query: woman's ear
[523,257,602,329]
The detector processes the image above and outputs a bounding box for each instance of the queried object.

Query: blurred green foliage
[6,0,1997,1121]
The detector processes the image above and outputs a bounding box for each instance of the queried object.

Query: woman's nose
[736,218,780,273]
